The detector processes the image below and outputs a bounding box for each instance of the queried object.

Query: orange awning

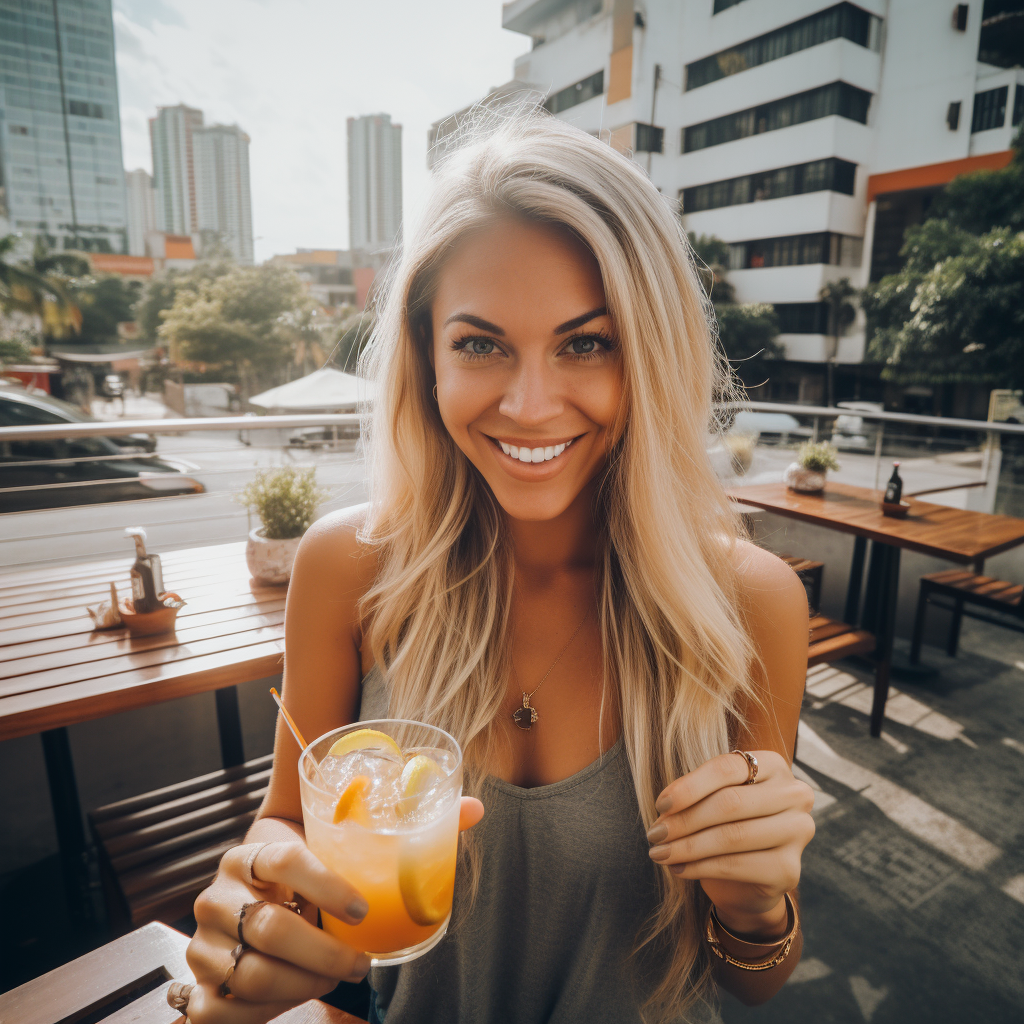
[867,150,1014,203]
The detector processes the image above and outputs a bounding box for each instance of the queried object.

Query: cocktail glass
[299,719,463,965]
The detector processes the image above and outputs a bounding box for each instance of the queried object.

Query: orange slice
[395,754,445,819]
[398,841,456,926]
[327,728,402,761]
[333,775,371,824]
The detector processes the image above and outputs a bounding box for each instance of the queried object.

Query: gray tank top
[358,667,711,1024]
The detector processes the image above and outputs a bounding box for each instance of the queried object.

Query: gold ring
[220,942,249,998]
[731,749,759,785]
[241,842,268,888]
[166,980,193,1013]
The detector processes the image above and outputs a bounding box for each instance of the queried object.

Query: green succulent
[797,441,841,473]
[237,466,329,540]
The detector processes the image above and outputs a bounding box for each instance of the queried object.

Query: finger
[668,848,803,891]
[187,925,344,1004]
[649,775,813,843]
[194,888,369,982]
[223,842,369,925]
[459,796,484,832]
[655,749,786,816]
[649,810,813,867]
[185,982,297,1023]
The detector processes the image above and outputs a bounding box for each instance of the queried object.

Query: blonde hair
[360,109,756,1021]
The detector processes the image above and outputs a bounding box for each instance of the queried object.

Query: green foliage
[70,275,142,346]
[159,263,310,391]
[0,336,32,364]
[818,277,857,336]
[136,260,235,346]
[714,303,783,371]
[687,232,730,270]
[0,234,82,343]
[332,312,375,372]
[865,227,1024,387]
[797,441,841,473]
[237,466,329,540]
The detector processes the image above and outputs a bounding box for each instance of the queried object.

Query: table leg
[40,727,92,923]
[844,536,867,625]
[869,545,901,738]
[860,541,887,634]
[215,686,245,768]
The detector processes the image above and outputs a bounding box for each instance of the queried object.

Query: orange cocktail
[300,720,462,965]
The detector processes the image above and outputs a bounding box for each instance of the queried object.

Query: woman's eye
[469,338,495,355]
[569,337,596,355]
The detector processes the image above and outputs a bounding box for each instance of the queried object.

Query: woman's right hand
[184,840,373,1022]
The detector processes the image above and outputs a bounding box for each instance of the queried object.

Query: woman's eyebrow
[554,307,608,334]
[443,313,505,335]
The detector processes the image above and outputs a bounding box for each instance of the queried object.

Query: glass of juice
[299,719,463,965]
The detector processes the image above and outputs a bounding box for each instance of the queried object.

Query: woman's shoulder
[292,504,380,602]
[730,539,808,638]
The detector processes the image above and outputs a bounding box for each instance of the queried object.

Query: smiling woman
[182,110,813,1024]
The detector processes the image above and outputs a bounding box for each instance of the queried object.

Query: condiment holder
[118,592,185,637]
[881,500,910,519]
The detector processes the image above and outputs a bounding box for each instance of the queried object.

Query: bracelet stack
[704,892,799,971]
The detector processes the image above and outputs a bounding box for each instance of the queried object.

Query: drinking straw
[270,687,330,788]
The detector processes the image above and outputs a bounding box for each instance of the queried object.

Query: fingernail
[655,795,672,815]
[648,844,671,862]
[347,954,371,980]
[346,897,369,922]
[670,863,687,876]
[646,823,668,845]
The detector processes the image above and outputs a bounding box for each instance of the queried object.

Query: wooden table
[0,541,286,918]
[731,482,1024,735]
[0,921,363,1024]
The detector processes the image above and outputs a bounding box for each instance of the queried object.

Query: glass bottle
[883,462,903,504]
[125,527,164,613]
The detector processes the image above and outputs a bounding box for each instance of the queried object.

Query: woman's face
[430,217,623,522]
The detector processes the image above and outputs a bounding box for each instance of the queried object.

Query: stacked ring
[731,749,759,785]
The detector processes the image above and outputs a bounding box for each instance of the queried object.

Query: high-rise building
[492,0,1021,401]
[194,124,254,264]
[0,0,128,253]
[149,104,203,236]
[347,113,403,252]
[124,168,156,257]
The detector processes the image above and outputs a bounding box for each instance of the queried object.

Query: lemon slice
[333,775,371,824]
[398,841,456,926]
[327,728,402,761]
[396,754,445,819]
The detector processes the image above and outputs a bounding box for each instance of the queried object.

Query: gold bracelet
[705,892,799,971]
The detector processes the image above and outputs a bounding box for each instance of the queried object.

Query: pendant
[512,692,538,730]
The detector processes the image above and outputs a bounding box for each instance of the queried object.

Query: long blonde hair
[360,110,756,1021]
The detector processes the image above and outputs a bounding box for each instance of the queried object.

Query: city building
[124,168,156,256]
[0,0,129,253]
[347,113,403,252]
[270,249,358,309]
[149,103,204,237]
[491,0,1022,404]
[194,124,254,263]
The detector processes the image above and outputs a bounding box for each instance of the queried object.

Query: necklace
[511,608,590,730]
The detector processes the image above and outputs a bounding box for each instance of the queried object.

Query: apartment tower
[0,0,128,253]
[124,169,156,257]
[347,113,403,252]
[194,124,254,263]
[149,104,204,237]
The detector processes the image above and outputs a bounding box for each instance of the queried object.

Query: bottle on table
[125,527,164,613]
[883,462,903,504]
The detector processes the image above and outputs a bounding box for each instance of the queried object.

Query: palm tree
[818,277,858,408]
[0,234,83,351]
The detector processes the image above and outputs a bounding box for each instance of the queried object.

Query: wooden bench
[808,614,876,666]
[910,569,1023,663]
[780,555,824,614]
[89,754,273,929]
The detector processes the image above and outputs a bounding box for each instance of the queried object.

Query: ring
[242,842,268,888]
[731,749,759,785]
[166,980,193,1012]
[238,899,301,943]
[220,942,249,997]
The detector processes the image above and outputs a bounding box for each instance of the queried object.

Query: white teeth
[554,442,566,456]
[508,445,518,458]
[500,441,511,456]
[496,438,574,462]
[544,446,554,461]
[518,448,531,463]
[531,447,545,463]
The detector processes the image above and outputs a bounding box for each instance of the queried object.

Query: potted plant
[238,466,328,584]
[783,441,840,493]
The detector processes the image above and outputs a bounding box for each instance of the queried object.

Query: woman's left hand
[646,749,815,933]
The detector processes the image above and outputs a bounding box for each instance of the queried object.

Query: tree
[70,275,142,347]
[864,227,1024,388]
[819,277,857,407]
[686,231,782,385]
[159,263,310,397]
[332,312,375,373]
[0,337,32,365]
[0,234,82,348]
[136,259,234,346]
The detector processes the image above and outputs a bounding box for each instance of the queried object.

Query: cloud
[112,0,530,262]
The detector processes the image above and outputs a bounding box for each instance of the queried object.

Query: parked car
[288,424,360,448]
[831,402,883,451]
[729,410,813,441]
[0,387,203,512]
[101,373,125,399]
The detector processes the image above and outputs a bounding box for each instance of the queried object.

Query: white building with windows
[194,124,254,264]
[492,0,1021,401]
[348,113,403,253]
[124,168,156,257]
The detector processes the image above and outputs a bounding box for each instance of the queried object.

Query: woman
[179,112,814,1023]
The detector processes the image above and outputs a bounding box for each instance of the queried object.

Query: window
[9,125,30,135]
[681,158,856,213]
[634,123,664,153]
[1014,84,1024,127]
[67,99,108,119]
[683,82,871,152]
[687,4,875,91]
[774,303,831,334]
[971,86,1008,132]
[545,70,604,115]
[727,231,862,270]
[713,0,747,12]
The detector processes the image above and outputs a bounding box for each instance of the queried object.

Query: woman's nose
[498,360,564,426]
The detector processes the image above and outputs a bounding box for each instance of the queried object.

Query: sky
[112,0,531,263]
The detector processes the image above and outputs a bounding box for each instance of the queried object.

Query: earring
[432,384,438,403]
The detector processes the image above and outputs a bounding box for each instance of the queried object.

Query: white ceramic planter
[246,527,301,585]
[783,463,827,493]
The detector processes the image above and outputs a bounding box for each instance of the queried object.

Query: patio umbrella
[248,367,376,412]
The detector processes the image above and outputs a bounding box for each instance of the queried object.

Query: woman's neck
[505,477,601,580]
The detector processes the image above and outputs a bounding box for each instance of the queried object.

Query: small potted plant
[238,467,329,584]
[783,441,840,493]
